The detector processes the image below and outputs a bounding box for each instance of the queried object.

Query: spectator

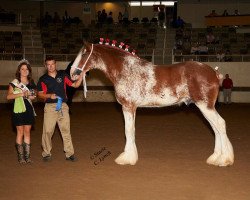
[222,74,233,104]
[190,42,199,54]
[53,12,61,23]
[158,7,165,28]
[234,9,240,15]
[224,49,233,61]
[97,10,101,23]
[107,11,113,24]
[222,10,229,16]
[123,7,129,19]
[63,10,71,24]
[174,39,183,50]
[208,10,218,17]
[216,49,225,61]
[198,43,208,54]
[206,32,215,44]
[118,12,123,23]
[43,11,52,26]
[173,16,185,28]
[175,28,183,38]
[99,9,107,23]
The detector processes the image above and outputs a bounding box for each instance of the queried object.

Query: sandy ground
[0,102,249,200]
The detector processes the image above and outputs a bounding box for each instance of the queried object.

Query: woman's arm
[6,85,27,100]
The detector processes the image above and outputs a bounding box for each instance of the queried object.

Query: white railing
[3,48,250,63]
[172,53,250,63]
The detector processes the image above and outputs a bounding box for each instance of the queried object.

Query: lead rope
[83,74,87,98]
[77,44,93,98]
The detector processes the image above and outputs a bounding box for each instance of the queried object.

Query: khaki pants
[223,89,232,104]
[42,103,74,158]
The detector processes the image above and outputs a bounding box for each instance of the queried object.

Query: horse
[70,41,234,167]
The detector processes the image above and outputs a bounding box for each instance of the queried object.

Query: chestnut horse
[70,42,234,167]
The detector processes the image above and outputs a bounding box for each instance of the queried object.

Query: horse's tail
[214,66,223,80]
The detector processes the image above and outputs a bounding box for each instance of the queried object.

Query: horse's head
[70,42,94,81]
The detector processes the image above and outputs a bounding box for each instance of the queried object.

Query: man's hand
[37,91,57,100]
[71,72,84,88]
[50,94,57,99]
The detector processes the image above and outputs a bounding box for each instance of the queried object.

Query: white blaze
[71,50,82,70]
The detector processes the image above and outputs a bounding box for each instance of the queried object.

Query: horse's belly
[115,85,189,107]
[139,92,180,107]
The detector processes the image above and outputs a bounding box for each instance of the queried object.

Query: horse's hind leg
[115,105,138,165]
[196,103,234,166]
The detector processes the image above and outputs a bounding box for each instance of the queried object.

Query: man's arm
[71,73,83,88]
[38,91,57,100]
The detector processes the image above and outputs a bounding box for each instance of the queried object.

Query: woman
[118,12,123,23]
[7,59,36,164]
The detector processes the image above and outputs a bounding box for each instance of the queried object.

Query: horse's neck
[92,48,123,84]
[94,62,118,85]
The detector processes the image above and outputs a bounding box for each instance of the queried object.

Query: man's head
[225,74,229,78]
[45,56,56,74]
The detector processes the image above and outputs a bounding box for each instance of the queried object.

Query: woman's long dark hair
[15,61,33,83]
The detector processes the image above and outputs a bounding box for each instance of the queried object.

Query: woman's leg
[23,125,32,163]
[16,126,24,144]
[23,125,31,144]
[15,126,26,163]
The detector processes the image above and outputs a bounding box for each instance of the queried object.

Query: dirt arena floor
[0,102,249,200]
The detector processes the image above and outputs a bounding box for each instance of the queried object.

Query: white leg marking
[196,103,234,167]
[115,107,138,165]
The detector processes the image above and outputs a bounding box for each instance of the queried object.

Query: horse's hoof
[207,154,234,167]
[115,152,137,165]
[206,153,220,166]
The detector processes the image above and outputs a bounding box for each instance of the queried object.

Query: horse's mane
[94,38,139,56]
[96,44,135,56]
[93,39,150,64]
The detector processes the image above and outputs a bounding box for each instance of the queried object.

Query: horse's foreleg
[196,103,234,166]
[115,105,138,165]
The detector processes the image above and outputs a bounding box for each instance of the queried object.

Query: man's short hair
[45,56,56,63]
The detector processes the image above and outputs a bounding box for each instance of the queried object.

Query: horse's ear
[83,41,91,51]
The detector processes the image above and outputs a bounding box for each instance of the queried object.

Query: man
[222,74,233,104]
[37,56,83,162]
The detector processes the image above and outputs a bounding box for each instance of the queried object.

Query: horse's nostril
[73,69,82,76]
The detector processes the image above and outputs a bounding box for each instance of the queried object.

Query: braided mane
[97,38,138,58]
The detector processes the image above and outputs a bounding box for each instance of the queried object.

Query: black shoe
[66,155,77,162]
[43,155,52,162]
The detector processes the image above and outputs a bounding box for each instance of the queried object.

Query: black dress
[11,82,36,126]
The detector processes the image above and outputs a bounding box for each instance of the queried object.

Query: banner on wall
[83,3,91,14]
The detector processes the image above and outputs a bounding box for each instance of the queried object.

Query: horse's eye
[82,49,87,55]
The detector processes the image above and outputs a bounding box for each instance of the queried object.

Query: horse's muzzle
[71,68,82,81]
[73,68,82,76]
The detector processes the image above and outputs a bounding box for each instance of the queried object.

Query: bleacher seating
[0,11,16,24]
[173,25,250,62]
[41,21,157,61]
[0,31,22,60]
